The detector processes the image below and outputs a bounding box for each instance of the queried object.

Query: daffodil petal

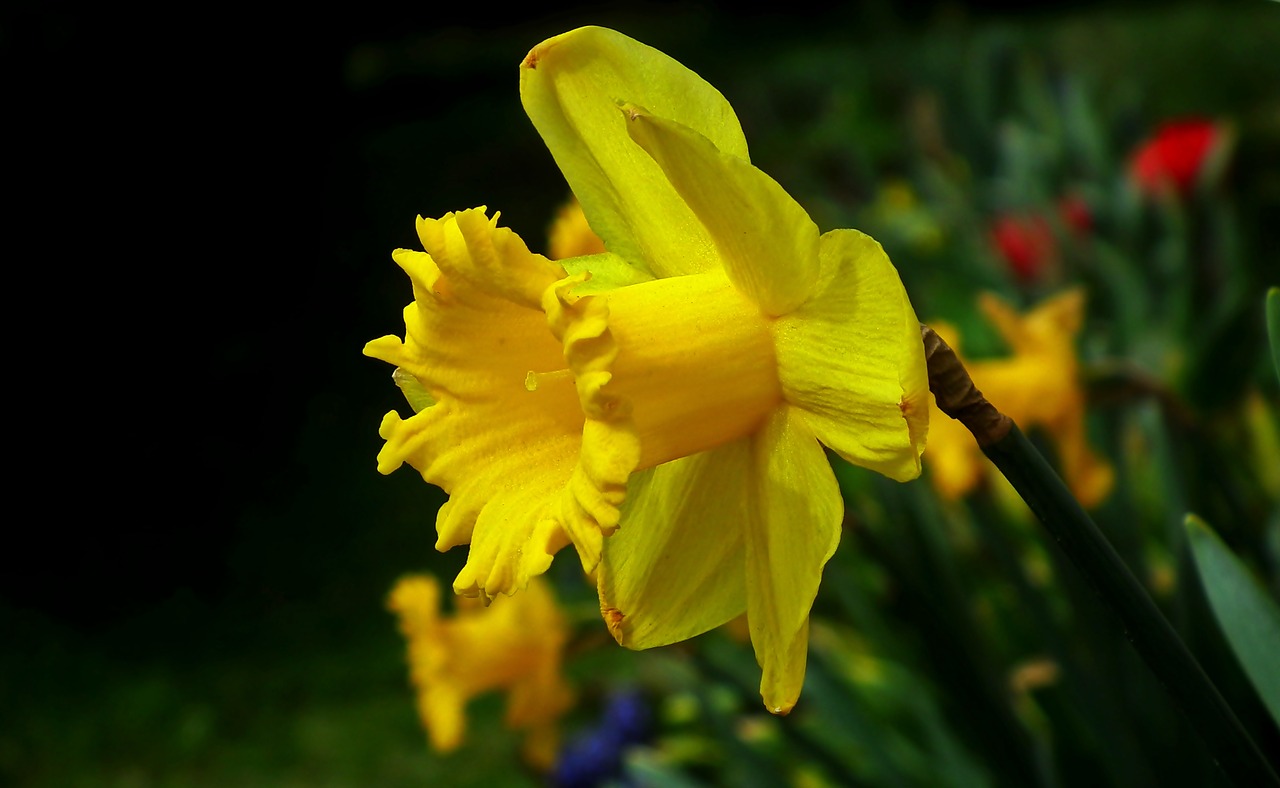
[503,580,574,730]
[920,324,985,499]
[520,26,749,278]
[387,575,466,752]
[596,440,751,649]
[1047,408,1115,508]
[505,659,574,730]
[972,355,1063,427]
[421,685,466,751]
[775,229,928,482]
[388,575,442,642]
[764,618,810,716]
[744,407,843,714]
[622,105,819,316]
[979,288,1085,355]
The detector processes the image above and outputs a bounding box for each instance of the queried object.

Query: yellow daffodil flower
[387,574,573,770]
[366,26,928,713]
[925,289,1114,507]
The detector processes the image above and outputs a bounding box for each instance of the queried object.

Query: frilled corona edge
[541,273,641,569]
[365,208,640,601]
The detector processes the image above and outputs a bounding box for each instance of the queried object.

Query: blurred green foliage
[4,2,1279,786]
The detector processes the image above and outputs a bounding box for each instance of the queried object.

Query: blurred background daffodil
[925,289,1114,507]
[387,574,574,770]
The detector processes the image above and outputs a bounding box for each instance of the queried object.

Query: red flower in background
[1057,194,1092,237]
[1129,119,1223,198]
[990,213,1056,281]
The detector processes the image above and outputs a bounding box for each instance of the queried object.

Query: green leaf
[1185,514,1280,727]
[1267,287,1279,383]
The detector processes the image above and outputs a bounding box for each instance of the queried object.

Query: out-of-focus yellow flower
[1008,657,1060,694]
[366,26,928,713]
[548,198,606,260]
[925,289,1114,507]
[387,574,573,770]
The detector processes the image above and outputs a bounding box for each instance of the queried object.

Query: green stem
[984,424,1277,786]
[921,325,1279,787]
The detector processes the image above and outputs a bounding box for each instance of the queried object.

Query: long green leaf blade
[1186,514,1280,727]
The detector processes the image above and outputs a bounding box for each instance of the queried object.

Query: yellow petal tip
[522,44,545,70]
[522,30,575,71]
[602,605,626,645]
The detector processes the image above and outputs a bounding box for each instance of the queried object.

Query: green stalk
[921,325,1278,787]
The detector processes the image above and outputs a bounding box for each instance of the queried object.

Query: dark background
[3,2,1276,785]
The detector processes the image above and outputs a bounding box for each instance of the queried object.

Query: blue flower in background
[552,689,651,788]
